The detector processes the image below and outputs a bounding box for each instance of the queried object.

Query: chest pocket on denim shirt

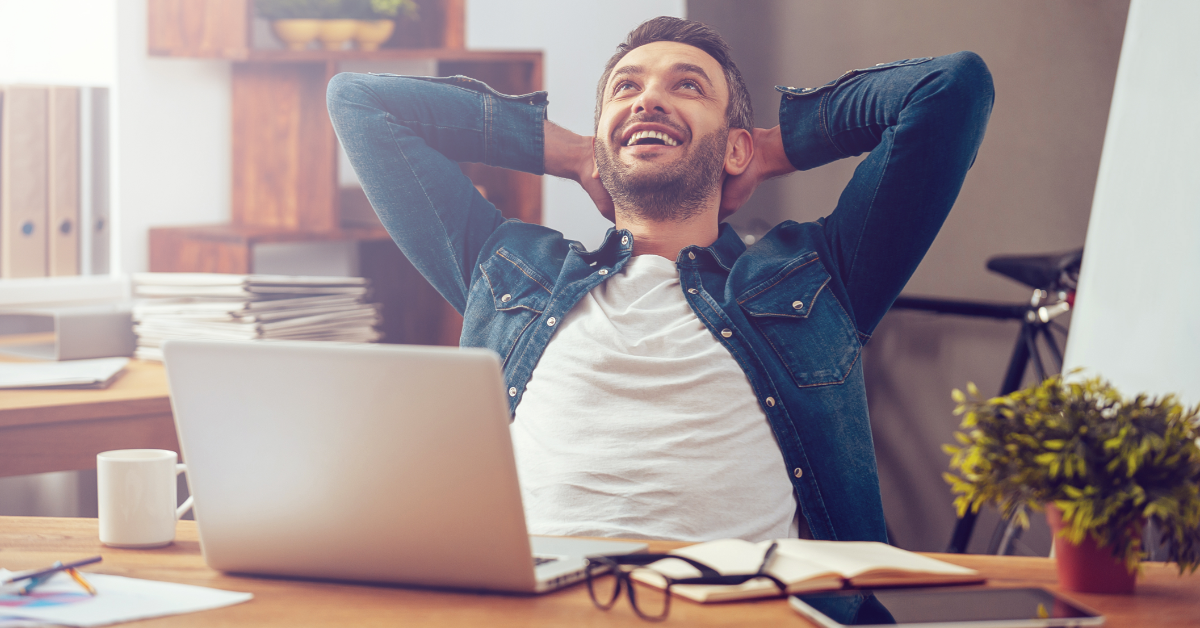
[474,247,551,365]
[737,256,859,388]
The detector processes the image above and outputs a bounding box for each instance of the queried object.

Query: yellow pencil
[66,568,97,596]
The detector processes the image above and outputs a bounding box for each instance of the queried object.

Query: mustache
[610,112,691,145]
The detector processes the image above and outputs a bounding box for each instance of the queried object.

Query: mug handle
[176,463,194,520]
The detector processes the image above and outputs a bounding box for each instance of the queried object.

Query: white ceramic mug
[97,449,194,548]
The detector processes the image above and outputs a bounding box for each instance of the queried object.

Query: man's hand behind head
[584,138,616,222]
[544,120,616,222]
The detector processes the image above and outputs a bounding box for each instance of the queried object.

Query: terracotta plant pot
[271,19,320,51]
[355,19,395,52]
[1046,504,1137,594]
[317,19,359,51]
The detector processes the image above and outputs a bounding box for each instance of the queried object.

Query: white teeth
[625,130,679,147]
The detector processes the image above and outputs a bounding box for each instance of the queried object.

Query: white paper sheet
[0,358,129,389]
[0,570,252,627]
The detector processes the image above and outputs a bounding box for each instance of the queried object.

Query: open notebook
[633,538,984,603]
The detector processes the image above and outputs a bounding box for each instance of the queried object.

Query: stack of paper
[131,273,382,361]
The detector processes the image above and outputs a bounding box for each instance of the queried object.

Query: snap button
[501,294,512,303]
[598,269,608,275]
[687,252,696,260]
[765,397,776,407]
[720,329,732,338]
[687,288,698,295]
[621,235,629,245]
[793,467,803,478]
[546,317,557,326]
[508,387,517,397]
[792,300,803,310]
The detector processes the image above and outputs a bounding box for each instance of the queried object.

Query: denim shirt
[327,53,993,545]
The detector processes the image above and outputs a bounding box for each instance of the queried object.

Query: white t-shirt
[510,254,799,542]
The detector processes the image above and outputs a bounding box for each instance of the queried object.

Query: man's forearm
[752,126,800,180]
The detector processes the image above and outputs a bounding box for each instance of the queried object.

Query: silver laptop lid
[163,339,538,592]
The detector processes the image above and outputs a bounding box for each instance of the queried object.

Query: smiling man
[327,17,993,543]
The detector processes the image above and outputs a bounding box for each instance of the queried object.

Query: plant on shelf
[341,0,419,51]
[255,0,418,19]
[256,0,324,51]
[255,0,418,51]
[943,373,1200,593]
[344,0,419,21]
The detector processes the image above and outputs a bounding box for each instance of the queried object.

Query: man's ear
[723,127,754,176]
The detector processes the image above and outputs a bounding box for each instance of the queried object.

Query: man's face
[595,41,732,222]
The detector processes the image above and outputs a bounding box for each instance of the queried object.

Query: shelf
[148,224,389,275]
[146,0,536,347]
[243,49,542,64]
[149,0,466,59]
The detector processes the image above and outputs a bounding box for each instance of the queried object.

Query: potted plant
[943,374,1200,593]
[255,0,325,51]
[257,0,417,51]
[346,0,419,51]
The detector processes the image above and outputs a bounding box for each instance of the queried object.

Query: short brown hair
[595,17,753,132]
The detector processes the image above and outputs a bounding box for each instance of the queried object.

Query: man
[327,17,993,543]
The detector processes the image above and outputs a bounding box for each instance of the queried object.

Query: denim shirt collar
[703,223,747,271]
[590,222,746,272]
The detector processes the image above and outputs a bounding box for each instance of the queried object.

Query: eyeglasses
[585,541,786,621]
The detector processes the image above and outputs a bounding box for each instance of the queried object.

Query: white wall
[114,0,231,274]
[0,0,117,85]
[1063,0,1200,406]
[466,0,686,249]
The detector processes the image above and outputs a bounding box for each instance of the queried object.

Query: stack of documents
[131,273,381,361]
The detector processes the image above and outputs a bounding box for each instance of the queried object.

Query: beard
[595,115,727,223]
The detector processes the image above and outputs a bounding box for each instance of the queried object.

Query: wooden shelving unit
[145,0,543,346]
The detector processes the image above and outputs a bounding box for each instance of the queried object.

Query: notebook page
[775,540,979,580]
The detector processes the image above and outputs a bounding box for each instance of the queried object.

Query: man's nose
[632,83,670,115]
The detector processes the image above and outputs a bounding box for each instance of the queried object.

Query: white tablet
[789,587,1105,628]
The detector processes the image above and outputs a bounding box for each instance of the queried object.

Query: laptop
[162,339,646,593]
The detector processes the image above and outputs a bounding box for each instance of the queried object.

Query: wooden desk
[0,358,176,478]
[1,518,1197,627]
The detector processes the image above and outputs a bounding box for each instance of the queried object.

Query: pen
[66,568,98,596]
[2,556,103,586]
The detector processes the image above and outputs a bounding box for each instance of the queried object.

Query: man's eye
[680,80,700,91]
[614,82,637,94]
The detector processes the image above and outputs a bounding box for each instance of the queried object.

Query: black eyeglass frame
[584,542,787,621]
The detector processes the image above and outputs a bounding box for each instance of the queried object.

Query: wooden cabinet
[146,0,542,345]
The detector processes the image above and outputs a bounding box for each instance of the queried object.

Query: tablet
[789,587,1105,628]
